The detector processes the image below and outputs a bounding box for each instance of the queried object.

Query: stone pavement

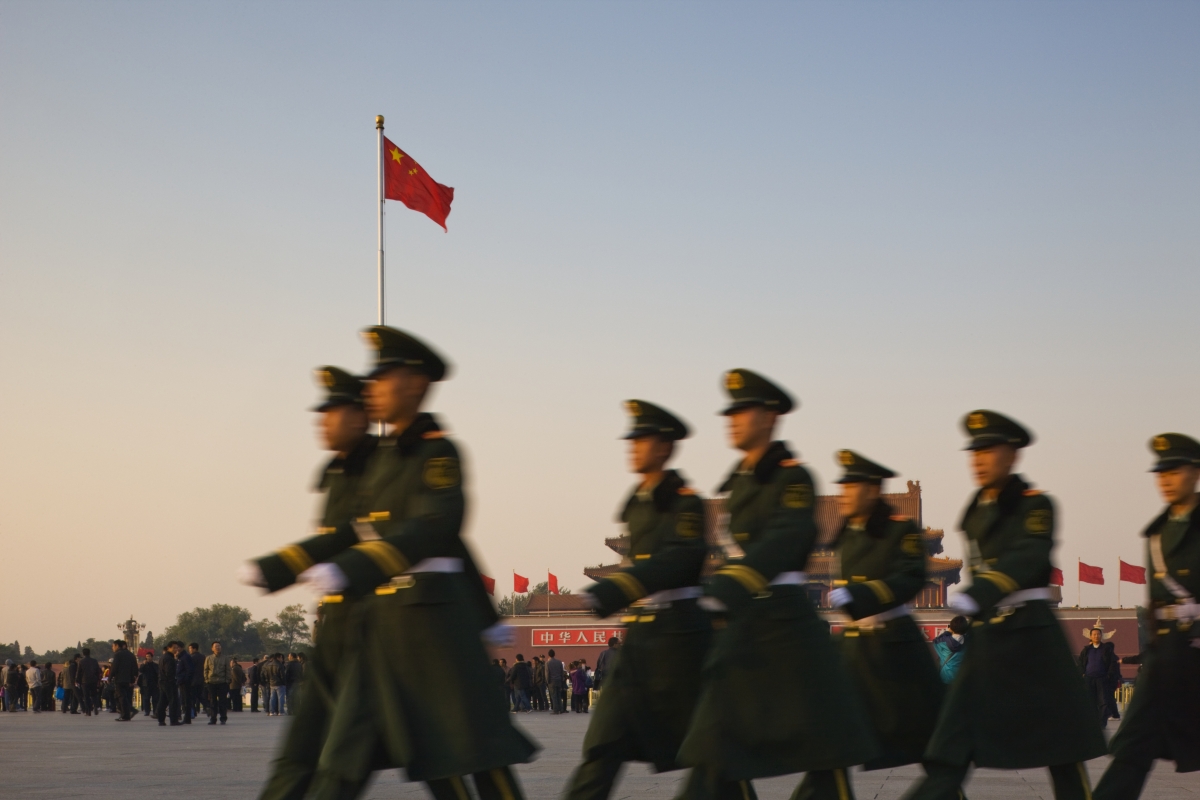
[0,707,1195,798]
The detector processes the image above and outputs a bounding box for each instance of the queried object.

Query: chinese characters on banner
[531,628,626,646]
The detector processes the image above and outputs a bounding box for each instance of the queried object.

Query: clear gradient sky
[3,2,1198,650]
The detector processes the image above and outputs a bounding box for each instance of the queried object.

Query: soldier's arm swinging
[843,521,927,619]
[963,494,1056,613]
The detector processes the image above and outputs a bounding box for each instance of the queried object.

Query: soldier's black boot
[471,767,526,800]
[425,776,475,800]
[790,768,855,800]
[564,754,624,800]
[899,761,969,800]
[1047,762,1093,800]
[675,766,757,800]
[1093,757,1151,800]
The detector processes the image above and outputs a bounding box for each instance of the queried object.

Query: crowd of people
[1,641,307,726]
[493,645,614,715]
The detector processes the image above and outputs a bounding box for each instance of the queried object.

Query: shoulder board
[423,430,447,439]
[677,486,696,496]
[780,458,801,467]
[1023,489,1043,496]
[890,514,911,522]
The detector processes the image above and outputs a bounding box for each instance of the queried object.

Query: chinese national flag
[383,136,454,230]
[1049,567,1064,586]
[548,573,559,595]
[1079,561,1105,585]
[513,573,529,594]
[1119,560,1146,585]
[480,574,495,596]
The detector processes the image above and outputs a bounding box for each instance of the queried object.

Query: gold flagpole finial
[376,115,384,129]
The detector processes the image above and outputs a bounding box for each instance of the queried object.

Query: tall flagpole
[376,115,386,325]
[1077,558,1081,608]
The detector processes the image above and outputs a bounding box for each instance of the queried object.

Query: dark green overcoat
[314,414,536,785]
[256,434,377,800]
[1108,505,1200,773]
[833,500,945,770]
[583,470,711,772]
[925,474,1106,769]
[678,442,877,780]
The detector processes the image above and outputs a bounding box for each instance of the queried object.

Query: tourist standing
[203,641,231,725]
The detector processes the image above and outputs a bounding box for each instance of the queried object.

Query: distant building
[583,480,962,608]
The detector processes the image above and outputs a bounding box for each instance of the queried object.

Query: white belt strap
[854,604,912,628]
[406,557,463,574]
[643,586,703,605]
[1154,604,1200,622]
[1150,533,1196,603]
[770,571,808,586]
[998,587,1054,606]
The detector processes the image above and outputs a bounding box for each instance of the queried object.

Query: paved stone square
[0,708,1194,798]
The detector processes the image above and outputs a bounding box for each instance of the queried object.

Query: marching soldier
[566,400,711,800]
[1094,433,1200,799]
[299,326,537,800]
[247,366,377,800]
[826,451,950,775]
[903,411,1106,800]
[677,369,876,800]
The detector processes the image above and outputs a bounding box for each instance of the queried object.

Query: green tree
[276,604,311,650]
[160,604,257,653]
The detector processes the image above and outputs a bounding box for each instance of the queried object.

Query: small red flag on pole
[383,136,454,230]
[1119,560,1146,585]
[513,573,529,594]
[1049,567,1064,586]
[480,574,495,596]
[548,572,559,595]
[1079,561,1104,585]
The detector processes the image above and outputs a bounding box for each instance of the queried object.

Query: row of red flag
[1049,559,1146,587]
[477,572,560,597]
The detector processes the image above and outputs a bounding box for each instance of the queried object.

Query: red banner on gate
[530,628,625,647]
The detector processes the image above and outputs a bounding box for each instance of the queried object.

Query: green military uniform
[828,451,946,770]
[908,411,1105,800]
[255,367,377,800]
[566,401,712,800]
[677,370,876,800]
[1095,434,1200,799]
[307,327,536,800]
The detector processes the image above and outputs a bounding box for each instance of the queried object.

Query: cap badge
[1153,436,1170,452]
[625,401,641,417]
[725,372,744,391]
[967,412,988,430]
[318,370,335,388]
[362,331,382,349]
[838,450,855,466]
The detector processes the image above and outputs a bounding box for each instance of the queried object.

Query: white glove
[298,563,349,594]
[828,588,853,608]
[579,592,600,610]
[237,563,267,589]
[481,622,517,648]
[947,593,980,615]
[698,596,728,613]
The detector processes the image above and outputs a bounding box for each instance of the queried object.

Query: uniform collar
[958,474,1030,531]
[385,413,441,457]
[316,434,379,490]
[718,441,793,492]
[623,469,686,518]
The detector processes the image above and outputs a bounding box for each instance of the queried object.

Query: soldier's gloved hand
[237,563,267,589]
[298,563,349,595]
[828,588,853,608]
[947,592,980,616]
[579,592,600,611]
[481,622,517,648]
[698,596,728,614]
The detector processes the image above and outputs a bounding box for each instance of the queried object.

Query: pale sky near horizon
[2,2,1199,651]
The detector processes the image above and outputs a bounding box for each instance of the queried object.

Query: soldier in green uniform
[903,410,1106,800]
[677,369,877,800]
[299,326,537,800]
[242,366,376,800]
[565,400,711,800]
[1094,433,1200,799]
[825,451,949,774]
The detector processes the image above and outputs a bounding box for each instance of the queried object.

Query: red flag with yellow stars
[383,136,454,230]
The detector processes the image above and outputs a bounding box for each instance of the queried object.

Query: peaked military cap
[833,449,896,484]
[311,366,365,412]
[361,325,449,381]
[720,368,795,415]
[1147,432,1200,472]
[961,409,1033,450]
[622,399,690,441]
